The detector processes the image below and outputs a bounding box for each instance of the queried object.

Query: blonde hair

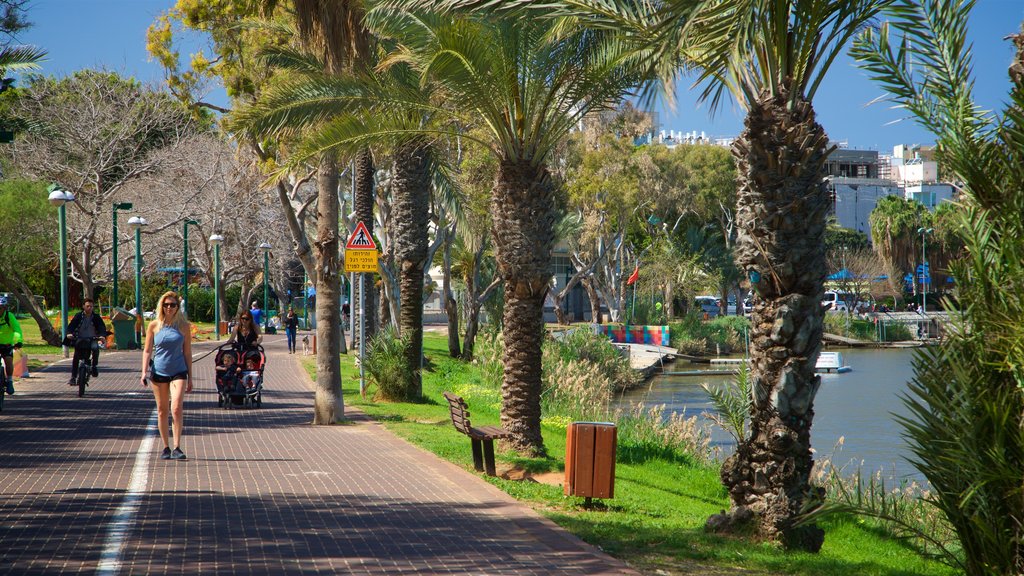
[154,290,190,334]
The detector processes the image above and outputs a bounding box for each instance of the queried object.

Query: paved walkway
[0,334,638,575]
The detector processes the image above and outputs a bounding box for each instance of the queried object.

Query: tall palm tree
[352,10,642,454]
[293,0,374,423]
[233,38,454,400]
[679,0,894,551]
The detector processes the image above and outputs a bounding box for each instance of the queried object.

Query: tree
[149,1,352,423]
[676,1,894,550]
[850,3,1024,571]
[0,179,61,344]
[4,70,195,300]
[346,9,645,454]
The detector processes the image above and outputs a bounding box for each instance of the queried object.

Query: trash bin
[564,421,617,501]
[110,307,137,350]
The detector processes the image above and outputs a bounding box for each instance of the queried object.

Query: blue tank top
[152,326,188,376]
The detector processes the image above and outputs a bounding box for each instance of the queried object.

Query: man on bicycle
[0,296,23,395]
[67,298,108,387]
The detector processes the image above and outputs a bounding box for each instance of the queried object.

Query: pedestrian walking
[284,307,299,354]
[141,291,193,461]
[250,301,263,328]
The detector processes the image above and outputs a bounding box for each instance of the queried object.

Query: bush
[364,326,414,401]
[669,313,750,355]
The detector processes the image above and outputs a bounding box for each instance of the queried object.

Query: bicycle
[74,337,105,398]
[0,343,17,411]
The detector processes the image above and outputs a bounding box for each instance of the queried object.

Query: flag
[626,264,639,285]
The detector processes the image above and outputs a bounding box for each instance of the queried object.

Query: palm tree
[849,2,1024,572]
[349,10,643,454]
[233,35,456,400]
[678,0,893,551]
[293,0,373,423]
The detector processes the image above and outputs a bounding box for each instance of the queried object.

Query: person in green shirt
[0,295,24,395]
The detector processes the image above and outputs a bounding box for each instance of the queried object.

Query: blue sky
[14,0,1024,151]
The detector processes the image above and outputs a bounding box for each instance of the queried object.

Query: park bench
[443,392,511,476]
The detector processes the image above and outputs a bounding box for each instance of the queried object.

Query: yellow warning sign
[345,249,379,273]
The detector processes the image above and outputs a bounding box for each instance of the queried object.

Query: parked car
[694,296,721,318]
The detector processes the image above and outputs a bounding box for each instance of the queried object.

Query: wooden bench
[443,392,511,476]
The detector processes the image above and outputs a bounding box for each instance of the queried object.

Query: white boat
[816,351,852,373]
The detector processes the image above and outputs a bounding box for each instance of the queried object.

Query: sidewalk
[0,334,638,575]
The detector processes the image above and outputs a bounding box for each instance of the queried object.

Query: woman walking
[284,307,299,353]
[140,291,193,460]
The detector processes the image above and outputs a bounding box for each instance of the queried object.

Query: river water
[616,347,926,481]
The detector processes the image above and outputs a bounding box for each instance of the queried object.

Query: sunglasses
[241,317,252,321]
[163,302,179,309]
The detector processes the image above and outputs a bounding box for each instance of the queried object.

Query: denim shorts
[151,371,189,384]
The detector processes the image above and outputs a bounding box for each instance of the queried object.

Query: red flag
[626,264,639,285]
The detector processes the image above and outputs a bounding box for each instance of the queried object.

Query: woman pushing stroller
[226,310,262,352]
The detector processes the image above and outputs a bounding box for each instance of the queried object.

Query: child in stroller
[214,344,266,408]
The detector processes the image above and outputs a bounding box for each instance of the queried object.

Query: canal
[616,347,925,481]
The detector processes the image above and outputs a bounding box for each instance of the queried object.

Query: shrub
[669,313,750,355]
[364,326,414,401]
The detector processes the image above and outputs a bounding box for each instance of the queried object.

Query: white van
[822,290,851,312]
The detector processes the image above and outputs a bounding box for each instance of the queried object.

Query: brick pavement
[0,333,639,575]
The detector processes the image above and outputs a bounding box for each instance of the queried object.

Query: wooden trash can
[564,422,617,501]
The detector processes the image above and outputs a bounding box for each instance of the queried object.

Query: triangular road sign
[346,221,377,250]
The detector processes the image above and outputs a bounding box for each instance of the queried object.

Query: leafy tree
[846,2,1024,572]
[3,70,195,300]
[0,179,60,344]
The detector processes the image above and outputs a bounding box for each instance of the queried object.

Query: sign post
[344,222,378,398]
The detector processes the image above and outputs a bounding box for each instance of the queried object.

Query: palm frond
[0,45,46,73]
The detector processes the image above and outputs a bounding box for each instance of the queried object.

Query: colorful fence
[599,324,670,346]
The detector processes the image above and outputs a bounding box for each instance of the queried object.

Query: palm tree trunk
[492,159,556,456]
[353,148,377,346]
[443,235,461,358]
[708,91,831,552]
[392,140,431,399]
[313,154,344,424]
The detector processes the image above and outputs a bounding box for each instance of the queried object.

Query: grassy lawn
[300,333,952,576]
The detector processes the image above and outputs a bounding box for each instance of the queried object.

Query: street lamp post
[918,227,934,312]
[259,242,272,331]
[111,202,133,311]
[182,219,199,315]
[127,216,148,348]
[210,234,225,340]
[48,185,76,356]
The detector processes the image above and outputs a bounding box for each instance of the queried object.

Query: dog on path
[302,335,311,355]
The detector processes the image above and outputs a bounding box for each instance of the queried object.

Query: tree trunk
[392,140,430,399]
[492,160,556,456]
[582,277,602,323]
[0,271,61,346]
[353,148,377,347]
[313,154,344,424]
[664,280,674,321]
[706,89,831,552]
[443,236,461,358]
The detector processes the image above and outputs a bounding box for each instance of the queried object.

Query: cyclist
[0,295,23,395]
[67,298,108,387]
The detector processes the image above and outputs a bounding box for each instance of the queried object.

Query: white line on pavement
[96,409,157,575]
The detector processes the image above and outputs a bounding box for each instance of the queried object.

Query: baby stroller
[214,344,266,408]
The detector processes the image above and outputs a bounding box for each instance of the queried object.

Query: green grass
[301,334,952,576]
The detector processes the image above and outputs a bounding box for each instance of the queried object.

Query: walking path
[0,335,638,575]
